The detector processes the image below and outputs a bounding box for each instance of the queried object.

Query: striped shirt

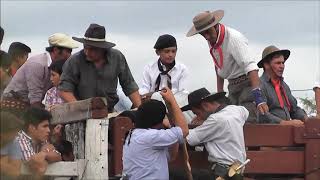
[16,130,42,161]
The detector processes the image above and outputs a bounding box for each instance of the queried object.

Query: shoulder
[67,51,83,63]
[218,105,248,117]
[175,61,188,70]
[144,61,158,70]
[226,26,248,43]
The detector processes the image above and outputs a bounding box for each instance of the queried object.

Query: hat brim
[72,37,115,49]
[257,49,290,68]
[186,10,224,37]
[181,92,226,111]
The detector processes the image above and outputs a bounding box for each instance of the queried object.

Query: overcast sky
[1,1,319,98]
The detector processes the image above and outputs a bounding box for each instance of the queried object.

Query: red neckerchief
[271,79,291,111]
[209,24,225,69]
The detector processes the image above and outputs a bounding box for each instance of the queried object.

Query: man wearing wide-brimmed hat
[2,33,78,108]
[182,87,248,179]
[186,10,268,122]
[58,23,141,111]
[257,45,306,125]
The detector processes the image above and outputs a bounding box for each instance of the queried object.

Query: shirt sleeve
[24,62,48,103]
[186,115,227,146]
[58,56,79,92]
[8,140,24,160]
[150,127,184,149]
[17,138,35,161]
[177,64,189,92]
[117,51,139,96]
[229,32,258,74]
[139,65,152,95]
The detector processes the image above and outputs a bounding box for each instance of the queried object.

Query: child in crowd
[44,60,65,110]
[139,34,189,100]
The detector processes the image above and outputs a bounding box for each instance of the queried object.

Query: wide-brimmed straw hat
[181,88,226,111]
[73,23,115,49]
[186,10,224,37]
[257,45,290,68]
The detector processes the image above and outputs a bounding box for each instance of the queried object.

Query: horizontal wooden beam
[244,124,302,146]
[21,160,86,177]
[245,151,304,174]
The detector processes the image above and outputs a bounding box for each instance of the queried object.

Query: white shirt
[122,127,183,180]
[139,61,189,95]
[186,105,248,165]
[209,26,258,80]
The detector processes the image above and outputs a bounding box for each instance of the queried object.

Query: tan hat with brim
[186,10,224,37]
[257,45,290,68]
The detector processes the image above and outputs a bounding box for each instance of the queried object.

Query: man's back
[122,127,183,180]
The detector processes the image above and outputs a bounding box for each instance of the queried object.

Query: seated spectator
[257,45,306,125]
[14,107,62,176]
[0,111,24,178]
[122,87,188,180]
[139,34,189,100]
[44,60,66,110]
[7,42,31,76]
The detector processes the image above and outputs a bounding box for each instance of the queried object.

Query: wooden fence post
[83,118,109,179]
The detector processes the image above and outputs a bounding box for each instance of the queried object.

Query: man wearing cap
[257,45,306,125]
[122,87,188,180]
[59,23,141,111]
[186,10,268,122]
[182,88,248,179]
[2,33,78,108]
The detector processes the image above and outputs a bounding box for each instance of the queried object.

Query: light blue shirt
[0,139,23,160]
[122,127,183,180]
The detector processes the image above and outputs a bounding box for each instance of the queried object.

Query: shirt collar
[19,130,32,142]
[261,71,284,83]
[46,52,52,67]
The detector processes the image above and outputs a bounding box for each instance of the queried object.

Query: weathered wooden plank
[244,124,301,146]
[50,97,107,125]
[245,151,304,174]
[65,122,85,159]
[83,118,109,179]
[21,160,85,177]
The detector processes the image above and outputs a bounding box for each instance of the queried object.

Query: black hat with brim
[181,88,226,111]
[72,23,115,49]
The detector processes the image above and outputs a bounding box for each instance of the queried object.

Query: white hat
[48,33,79,49]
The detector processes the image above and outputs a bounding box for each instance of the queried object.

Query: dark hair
[46,46,72,54]
[135,99,166,129]
[23,107,52,130]
[0,50,10,69]
[0,110,24,134]
[119,110,137,123]
[49,59,66,75]
[54,140,73,157]
[0,26,4,45]
[8,42,31,60]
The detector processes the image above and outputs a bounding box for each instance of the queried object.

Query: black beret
[154,34,177,50]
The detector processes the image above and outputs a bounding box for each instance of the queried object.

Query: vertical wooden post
[83,118,109,179]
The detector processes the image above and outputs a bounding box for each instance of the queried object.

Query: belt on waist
[210,162,244,180]
[228,74,248,85]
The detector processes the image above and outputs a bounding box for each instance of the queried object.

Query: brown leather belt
[228,74,248,85]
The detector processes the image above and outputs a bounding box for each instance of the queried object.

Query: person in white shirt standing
[139,34,189,101]
[186,10,268,123]
[182,87,248,180]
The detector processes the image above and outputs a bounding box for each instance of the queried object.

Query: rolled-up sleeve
[25,62,48,103]
[117,51,139,96]
[58,56,79,92]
